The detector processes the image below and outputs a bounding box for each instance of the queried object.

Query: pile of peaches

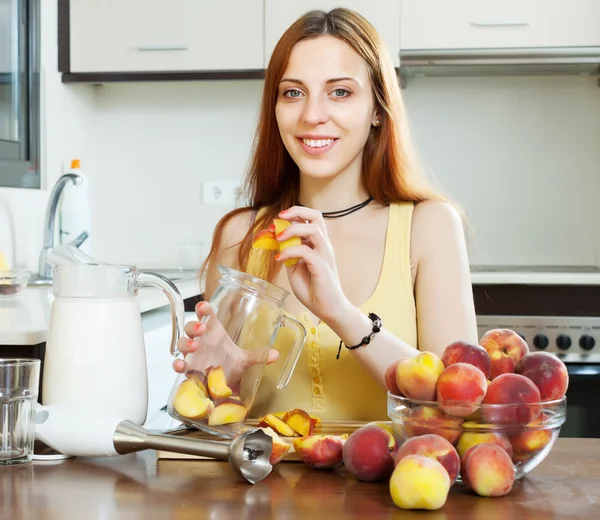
[253,328,568,511]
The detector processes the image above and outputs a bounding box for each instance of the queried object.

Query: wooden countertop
[2,437,598,519]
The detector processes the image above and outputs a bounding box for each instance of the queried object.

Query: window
[0,0,40,189]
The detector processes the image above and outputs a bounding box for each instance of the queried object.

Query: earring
[373,119,380,127]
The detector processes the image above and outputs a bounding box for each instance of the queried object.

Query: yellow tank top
[247,202,417,422]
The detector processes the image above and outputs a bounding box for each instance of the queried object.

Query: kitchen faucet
[32,173,89,284]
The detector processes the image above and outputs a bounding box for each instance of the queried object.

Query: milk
[43,297,149,425]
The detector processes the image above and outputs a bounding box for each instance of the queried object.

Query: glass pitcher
[167,266,307,438]
[43,256,185,426]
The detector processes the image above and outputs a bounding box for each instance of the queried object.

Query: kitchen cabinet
[400,0,600,50]
[264,1,401,67]
[61,0,264,81]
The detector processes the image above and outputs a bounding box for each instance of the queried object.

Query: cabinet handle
[136,45,189,51]
[471,21,530,27]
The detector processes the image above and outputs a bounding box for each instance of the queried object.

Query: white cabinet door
[69,0,264,72]
[401,0,600,50]
[265,1,401,67]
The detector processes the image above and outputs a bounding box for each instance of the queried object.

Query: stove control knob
[556,334,572,350]
[579,335,595,351]
[533,334,549,350]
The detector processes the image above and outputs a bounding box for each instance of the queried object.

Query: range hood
[399,47,600,78]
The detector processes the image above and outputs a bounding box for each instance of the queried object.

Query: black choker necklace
[300,196,374,219]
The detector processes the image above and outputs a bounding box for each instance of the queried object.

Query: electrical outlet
[201,181,239,205]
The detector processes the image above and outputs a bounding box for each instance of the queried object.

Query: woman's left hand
[274,206,352,324]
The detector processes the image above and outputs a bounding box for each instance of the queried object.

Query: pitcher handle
[137,272,186,357]
[275,314,307,390]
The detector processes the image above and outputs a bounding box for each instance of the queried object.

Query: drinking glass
[0,358,40,465]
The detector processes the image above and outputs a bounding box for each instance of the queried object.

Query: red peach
[461,443,515,497]
[516,352,569,401]
[404,406,464,445]
[479,328,529,380]
[482,373,542,425]
[385,359,405,395]
[509,413,553,456]
[435,363,487,417]
[342,425,399,482]
[442,341,492,379]
[394,433,461,484]
[292,434,347,469]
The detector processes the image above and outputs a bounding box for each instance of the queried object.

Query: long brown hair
[201,8,449,285]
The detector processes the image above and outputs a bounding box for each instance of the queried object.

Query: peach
[394,434,460,484]
[479,328,529,380]
[455,428,513,460]
[482,373,542,425]
[292,434,347,469]
[172,378,214,420]
[395,351,445,401]
[461,443,515,497]
[273,218,301,266]
[258,414,296,437]
[342,424,399,482]
[509,413,553,456]
[389,454,451,510]
[185,369,209,395]
[435,363,487,417]
[260,427,291,464]
[441,341,492,380]
[516,352,569,401]
[404,406,463,445]
[207,400,248,426]
[206,366,233,400]
[283,409,314,437]
[251,229,279,250]
[384,359,404,395]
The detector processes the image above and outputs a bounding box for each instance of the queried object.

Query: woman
[174,8,478,421]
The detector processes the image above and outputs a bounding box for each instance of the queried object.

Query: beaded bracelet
[336,312,382,360]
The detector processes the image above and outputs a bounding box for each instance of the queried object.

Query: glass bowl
[0,270,31,299]
[388,392,566,480]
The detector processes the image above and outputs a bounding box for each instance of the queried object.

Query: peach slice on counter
[207,399,248,426]
[260,427,291,464]
[207,366,233,400]
[258,414,297,437]
[293,435,348,469]
[283,409,314,437]
[274,410,322,428]
[173,379,214,420]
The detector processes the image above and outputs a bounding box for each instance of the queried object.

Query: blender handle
[137,272,186,357]
[275,315,307,390]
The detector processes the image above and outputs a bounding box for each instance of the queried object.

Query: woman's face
[275,35,378,181]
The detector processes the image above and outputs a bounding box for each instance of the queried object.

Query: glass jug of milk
[42,246,185,425]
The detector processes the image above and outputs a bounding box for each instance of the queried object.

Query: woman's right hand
[172,302,280,380]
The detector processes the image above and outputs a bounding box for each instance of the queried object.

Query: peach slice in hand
[273,218,301,266]
[173,379,214,420]
[293,435,347,469]
[251,229,279,250]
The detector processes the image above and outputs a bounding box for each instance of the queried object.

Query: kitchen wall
[1,2,599,272]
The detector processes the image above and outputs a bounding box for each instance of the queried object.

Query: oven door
[559,363,600,439]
